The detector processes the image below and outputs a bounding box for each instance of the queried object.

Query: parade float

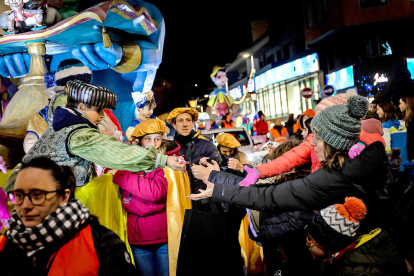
[207,65,234,117]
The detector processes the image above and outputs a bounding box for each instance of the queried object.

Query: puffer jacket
[321,230,407,276]
[212,142,389,230]
[256,130,386,179]
[114,167,168,246]
[382,119,408,171]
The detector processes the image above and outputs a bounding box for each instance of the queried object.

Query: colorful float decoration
[207,66,234,117]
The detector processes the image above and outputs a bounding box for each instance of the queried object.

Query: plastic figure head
[5,0,29,8]
[211,66,228,89]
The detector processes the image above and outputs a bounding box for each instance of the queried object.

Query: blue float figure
[0,0,165,133]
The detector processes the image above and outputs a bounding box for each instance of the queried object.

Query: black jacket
[212,142,389,227]
[322,230,407,276]
[0,216,136,276]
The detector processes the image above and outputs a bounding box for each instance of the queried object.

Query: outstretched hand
[239,166,259,187]
[199,158,220,172]
[187,178,214,201]
[166,156,186,172]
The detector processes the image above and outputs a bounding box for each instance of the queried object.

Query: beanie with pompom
[311,95,369,151]
[305,197,367,253]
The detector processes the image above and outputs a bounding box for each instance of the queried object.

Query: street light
[244,53,258,112]
[242,53,250,58]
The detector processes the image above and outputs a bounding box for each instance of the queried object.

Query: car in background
[202,127,262,153]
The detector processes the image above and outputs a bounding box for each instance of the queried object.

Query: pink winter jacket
[114,168,168,246]
[256,130,386,178]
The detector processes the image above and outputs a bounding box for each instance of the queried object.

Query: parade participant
[23,59,91,153]
[305,197,406,275]
[0,157,136,275]
[238,94,385,186]
[209,114,219,130]
[270,118,287,143]
[207,66,234,117]
[112,119,170,276]
[166,108,220,211]
[377,102,408,172]
[221,112,234,128]
[126,91,156,141]
[4,80,185,191]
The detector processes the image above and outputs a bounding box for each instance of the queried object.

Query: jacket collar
[53,107,97,131]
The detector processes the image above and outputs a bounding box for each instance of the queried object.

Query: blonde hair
[320,142,349,172]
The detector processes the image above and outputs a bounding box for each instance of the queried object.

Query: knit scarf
[5,199,89,257]
[174,130,198,145]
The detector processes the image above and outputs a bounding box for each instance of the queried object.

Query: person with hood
[388,64,414,165]
[0,157,136,275]
[270,118,287,143]
[238,93,386,186]
[292,109,315,140]
[305,197,407,275]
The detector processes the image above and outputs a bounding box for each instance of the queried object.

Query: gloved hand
[348,142,366,159]
[239,166,260,187]
[0,156,7,174]
[0,53,31,78]
[71,42,123,71]
[0,188,10,230]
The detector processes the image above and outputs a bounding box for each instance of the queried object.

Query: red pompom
[344,197,367,222]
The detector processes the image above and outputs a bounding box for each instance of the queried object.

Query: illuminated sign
[373,73,388,86]
[407,58,414,80]
[255,53,319,90]
[325,66,354,91]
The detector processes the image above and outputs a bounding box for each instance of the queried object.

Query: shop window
[359,0,389,9]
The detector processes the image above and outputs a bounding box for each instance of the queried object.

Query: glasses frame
[8,189,65,206]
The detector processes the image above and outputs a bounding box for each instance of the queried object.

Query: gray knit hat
[311,95,368,151]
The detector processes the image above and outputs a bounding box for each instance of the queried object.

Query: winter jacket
[321,230,407,276]
[256,130,386,179]
[382,119,408,171]
[114,167,168,246]
[270,126,287,143]
[212,142,388,225]
[177,133,220,211]
[0,216,135,276]
[255,120,269,136]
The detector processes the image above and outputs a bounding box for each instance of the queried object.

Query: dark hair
[402,97,414,126]
[20,157,76,200]
[320,143,349,172]
[262,140,301,163]
[66,97,92,110]
[377,102,395,123]
[217,144,238,158]
[304,117,313,135]
[139,99,156,110]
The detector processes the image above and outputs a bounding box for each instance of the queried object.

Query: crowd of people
[0,61,414,276]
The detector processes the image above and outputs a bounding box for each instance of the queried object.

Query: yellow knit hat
[166,108,199,124]
[210,66,225,79]
[131,119,165,140]
[216,133,241,148]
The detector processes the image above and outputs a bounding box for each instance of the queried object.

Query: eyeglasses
[306,235,316,244]
[8,189,64,206]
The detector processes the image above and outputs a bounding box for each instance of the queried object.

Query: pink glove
[0,156,6,174]
[239,166,260,187]
[348,142,366,159]
[0,189,10,231]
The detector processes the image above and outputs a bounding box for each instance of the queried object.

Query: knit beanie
[361,118,384,136]
[55,59,92,87]
[305,197,367,253]
[311,95,368,151]
[388,64,414,106]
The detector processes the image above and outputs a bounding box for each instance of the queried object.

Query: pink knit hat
[361,118,384,136]
[316,88,357,114]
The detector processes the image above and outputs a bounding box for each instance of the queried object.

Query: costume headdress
[166,108,199,124]
[64,80,117,111]
[131,119,166,140]
[216,133,241,148]
[133,91,156,109]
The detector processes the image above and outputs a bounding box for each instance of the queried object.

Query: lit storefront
[325,65,355,93]
[232,53,321,120]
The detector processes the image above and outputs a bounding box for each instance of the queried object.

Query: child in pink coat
[112,119,173,276]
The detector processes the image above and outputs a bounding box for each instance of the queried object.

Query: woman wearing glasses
[0,157,136,275]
